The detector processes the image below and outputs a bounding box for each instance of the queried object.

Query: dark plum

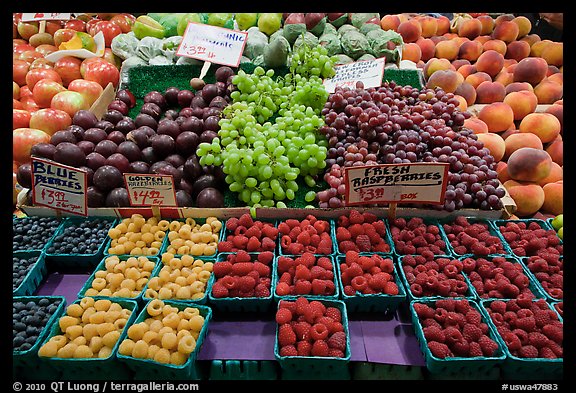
[108,99,129,115]
[53,142,86,167]
[128,161,150,174]
[156,164,182,185]
[203,116,220,132]
[149,160,172,174]
[164,86,180,107]
[179,178,194,195]
[203,107,221,120]
[83,127,109,144]
[66,124,85,140]
[215,66,234,83]
[30,143,57,160]
[196,187,224,208]
[209,95,228,109]
[191,106,204,119]
[107,130,126,145]
[200,130,218,144]
[139,102,162,120]
[79,166,94,185]
[189,77,205,90]
[134,113,158,130]
[177,90,194,107]
[144,91,167,110]
[94,140,118,158]
[179,107,194,118]
[183,156,202,181]
[115,118,136,134]
[115,89,136,108]
[215,81,226,96]
[105,187,130,207]
[127,127,154,149]
[141,147,157,164]
[164,154,185,168]
[117,141,142,162]
[105,153,131,173]
[94,120,114,133]
[72,109,98,130]
[151,134,175,158]
[93,165,123,191]
[201,84,219,103]
[77,140,95,155]
[50,130,77,145]
[175,190,193,207]
[102,109,124,125]
[191,96,207,109]
[157,119,181,139]
[87,186,106,207]
[16,163,32,188]
[176,131,199,155]
[164,109,180,120]
[191,174,218,198]
[85,152,107,171]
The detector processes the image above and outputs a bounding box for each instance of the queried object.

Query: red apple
[53,56,83,87]
[32,79,67,108]
[86,18,102,36]
[13,82,20,99]
[19,50,44,64]
[110,13,136,33]
[67,79,104,107]
[17,21,39,40]
[13,38,28,47]
[13,127,51,164]
[13,59,29,86]
[35,44,58,56]
[20,96,40,112]
[65,19,86,32]
[13,43,35,55]
[29,108,73,135]
[103,48,122,68]
[26,68,62,91]
[19,85,32,98]
[50,91,89,117]
[91,20,122,47]
[13,109,31,129]
[81,57,120,88]
[53,28,77,47]
[13,99,24,110]
[45,21,63,35]
[29,58,54,71]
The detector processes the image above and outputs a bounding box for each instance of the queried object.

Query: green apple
[207,13,233,27]
[177,13,204,36]
[235,13,259,31]
[557,227,563,240]
[132,15,165,39]
[551,214,563,231]
[257,13,282,36]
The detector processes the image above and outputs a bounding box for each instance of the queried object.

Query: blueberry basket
[13,251,48,297]
[13,296,67,380]
[44,216,117,269]
[220,217,279,254]
[333,217,395,256]
[207,253,274,313]
[398,255,476,301]
[386,217,452,258]
[278,218,336,256]
[274,298,351,380]
[519,255,563,302]
[479,298,563,380]
[117,299,212,380]
[160,217,223,258]
[492,219,562,258]
[409,298,506,378]
[272,255,340,304]
[77,255,162,304]
[13,216,63,253]
[335,254,406,313]
[37,297,139,380]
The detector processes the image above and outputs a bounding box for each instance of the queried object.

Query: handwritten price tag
[21,13,71,22]
[124,174,177,207]
[323,57,386,93]
[343,163,449,206]
[176,22,247,67]
[31,157,88,216]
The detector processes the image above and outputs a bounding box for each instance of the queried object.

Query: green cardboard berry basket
[386,217,452,259]
[335,254,406,313]
[77,255,162,304]
[13,216,63,253]
[550,301,563,322]
[333,217,395,256]
[13,251,48,297]
[491,219,562,259]
[142,256,216,306]
[278,218,336,257]
[409,298,506,378]
[519,256,563,303]
[117,299,212,380]
[398,255,476,301]
[220,217,280,255]
[272,255,340,304]
[458,255,549,302]
[274,298,351,380]
[37,297,139,380]
[478,298,563,380]
[159,217,223,259]
[207,253,274,313]
[13,296,67,380]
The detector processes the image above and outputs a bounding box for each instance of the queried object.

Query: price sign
[31,157,88,216]
[323,57,386,93]
[124,174,177,207]
[21,13,71,22]
[176,22,248,67]
[343,163,450,206]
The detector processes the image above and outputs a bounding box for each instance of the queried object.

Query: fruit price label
[323,57,386,93]
[176,22,248,67]
[343,163,450,206]
[124,174,177,207]
[31,157,88,216]
[21,13,71,22]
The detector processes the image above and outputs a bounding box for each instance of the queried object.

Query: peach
[397,19,422,43]
[505,40,531,62]
[533,78,563,104]
[435,15,451,36]
[519,112,561,144]
[423,58,454,80]
[482,39,507,55]
[430,35,447,45]
[505,82,534,94]
[454,95,468,112]
[513,57,548,86]
[415,38,436,62]
[507,147,552,182]
[475,50,505,78]
[494,70,514,87]
[418,15,438,38]
[500,124,519,141]
[512,16,532,38]
[474,35,491,45]
[504,133,543,160]
[545,138,563,166]
[457,64,477,79]
[530,39,553,57]
[454,81,477,106]
[491,20,519,43]
[541,42,563,67]
[443,32,459,40]
[478,102,514,133]
[504,180,545,217]
[426,69,463,93]
[463,117,488,134]
[380,14,401,31]
[477,132,506,162]
[465,71,492,89]
[416,60,425,69]
[547,66,561,77]
[520,34,541,47]
[401,43,422,63]
[458,40,483,62]
[477,15,495,35]
[544,104,563,133]
[434,39,460,61]
[503,90,538,121]
[496,161,512,183]
[537,162,562,186]
[541,182,563,216]
[452,59,471,70]
[495,14,515,25]
[475,81,506,104]
[458,18,482,39]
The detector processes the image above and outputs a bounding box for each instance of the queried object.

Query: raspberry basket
[37,297,139,380]
[274,298,352,380]
[409,298,506,378]
[550,301,563,322]
[386,217,453,259]
[13,250,48,297]
[13,296,67,380]
[77,255,162,305]
[117,299,212,380]
[220,217,279,255]
[478,298,563,380]
[492,219,562,259]
[44,216,118,269]
[279,218,336,257]
[272,255,341,304]
[333,217,395,257]
[519,256,563,303]
[207,253,274,313]
[335,255,406,313]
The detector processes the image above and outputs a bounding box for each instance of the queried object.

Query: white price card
[21,13,71,22]
[31,157,88,216]
[176,22,248,67]
[323,57,386,93]
[124,174,177,207]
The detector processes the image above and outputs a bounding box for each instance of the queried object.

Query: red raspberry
[542,325,563,343]
[428,341,452,359]
[539,346,558,359]
[294,264,312,281]
[368,273,389,292]
[372,220,386,236]
[298,253,316,268]
[309,323,329,341]
[278,324,297,346]
[328,349,345,358]
[518,345,539,358]
[246,236,261,252]
[316,257,332,271]
[423,326,445,343]
[308,300,326,316]
[275,282,291,296]
[220,275,237,290]
[410,283,424,297]
[226,217,239,232]
[232,235,249,249]
[478,335,499,357]
[261,224,279,239]
[501,331,522,351]
[311,340,330,357]
[469,341,483,357]
[293,321,311,341]
[254,283,270,298]
[443,326,463,346]
[339,240,358,253]
[279,345,298,357]
[294,280,312,295]
[328,322,344,334]
[235,250,251,262]
[462,324,483,342]
[413,303,436,319]
[311,279,328,295]
[237,276,256,292]
[348,224,364,238]
[276,308,293,325]
[244,225,261,239]
[211,282,229,298]
[238,214,253,228]
[231,262,253,276]
[218,241,234,252]
[277,222,290,235]
[327,331,347,352]
[349,210,364,225]
[252,262,270,278]
[325,307,341,323]
[287,243,304,255]
[297,341,312,356]
[296,230,312,246]
[452,339,471,357]
[213,261,233,277]
[384,281,399,295]
[313,220,330,234]
[355,235,372,252]
[528,332,550,349]
[316,239,333,255]
[351,276,368,293]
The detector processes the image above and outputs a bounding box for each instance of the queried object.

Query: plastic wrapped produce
[244,26,269,59]
[340,30,370,60]
[318,33,342,56]
[136,36,164,62]
[292,31,319,52]
[111,33,140,60]
[366,29,403,62]
[263,35,290,68]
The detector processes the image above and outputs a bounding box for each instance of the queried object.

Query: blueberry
[13,336,25,348]
[38,298,50,306]
[19,342,32,351]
